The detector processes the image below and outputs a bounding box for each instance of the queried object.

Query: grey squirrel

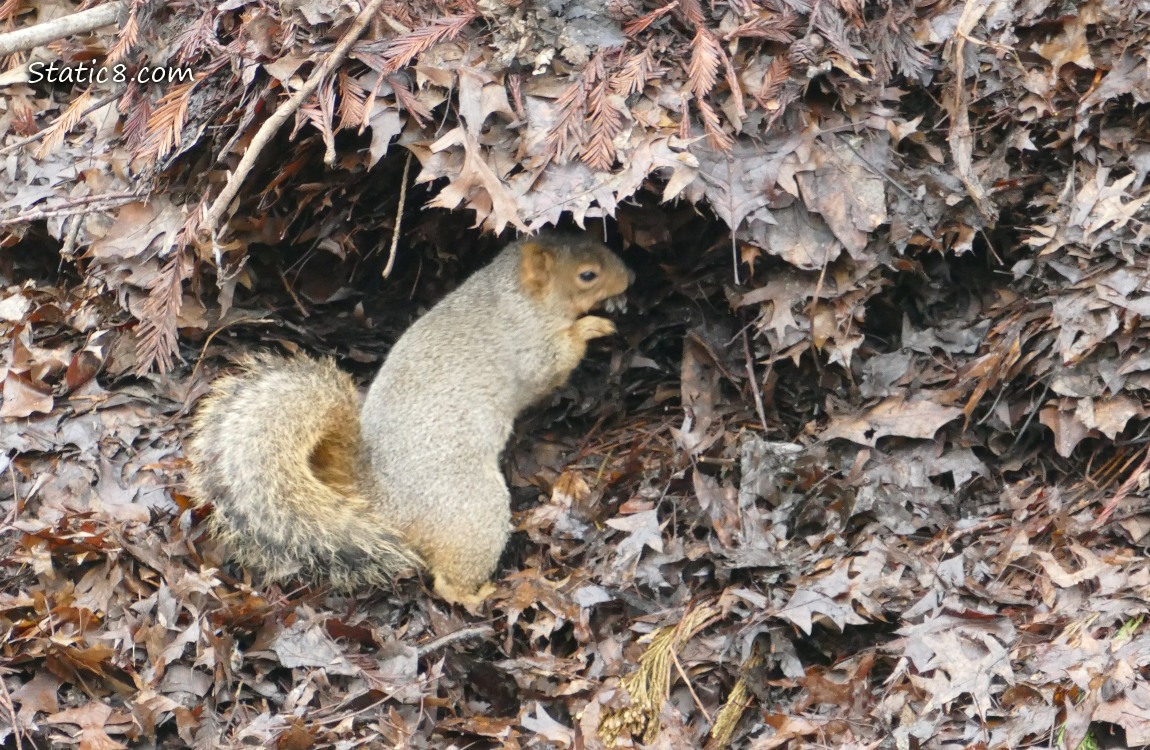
[187,233,633,606]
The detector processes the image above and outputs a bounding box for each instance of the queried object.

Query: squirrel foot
[574,315,617,341]
[434,574,495,612]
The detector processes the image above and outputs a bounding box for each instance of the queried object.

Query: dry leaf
[823,394,962,446]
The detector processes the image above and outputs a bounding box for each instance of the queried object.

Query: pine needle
[705,643,764,749]
[598,602,721,746]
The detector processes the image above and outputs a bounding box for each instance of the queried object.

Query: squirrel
[187,232,633,607]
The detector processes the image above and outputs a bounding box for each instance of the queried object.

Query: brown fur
[187,232,632,606]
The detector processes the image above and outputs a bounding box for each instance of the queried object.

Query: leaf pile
[4,0,1150,747]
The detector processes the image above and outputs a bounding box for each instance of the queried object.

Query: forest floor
[4,0,1150,747]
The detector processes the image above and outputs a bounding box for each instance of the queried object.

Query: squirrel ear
[519,241,555,298]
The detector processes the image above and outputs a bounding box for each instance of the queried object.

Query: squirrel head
[517,234,633,318]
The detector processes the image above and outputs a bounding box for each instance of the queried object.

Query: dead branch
[0,191,140,226]
[0,1,127,57]
[742,326,768,434]
[0,666,23,750]
[198,0,391,242]
[382,150,412,278]
[415,625,493,657]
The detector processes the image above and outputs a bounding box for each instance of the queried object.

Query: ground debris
[6,0,1150,747]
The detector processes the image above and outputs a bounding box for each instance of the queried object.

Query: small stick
[278,264,310,318]
[742,326,768,433]
[1094,445,1150,530]
[199,0,392,240]
[416,625,493,657]
[0,668,23,750]
[382,151,411,278]
[670,648,713,723]
[0,1,126,56]
[0,191,139,226]
[60,214,83,259]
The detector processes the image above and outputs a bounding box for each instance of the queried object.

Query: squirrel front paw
[574,315,617,341]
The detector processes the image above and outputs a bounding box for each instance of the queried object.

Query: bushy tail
[186,354,421,589]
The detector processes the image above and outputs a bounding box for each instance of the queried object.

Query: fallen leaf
[823,394,962,446]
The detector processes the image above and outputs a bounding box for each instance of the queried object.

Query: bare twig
[935,517,1007,558]
[277,264,310,318]
[415,625,493,657]
[199,0,391,241]
[183,315,273,415]
[0,667,22,750]
[382,150,412,278]
[60,214,83,259]
[1011,376,1050,450]
[0,191,140,227]
[1093,445,1150,530]
[0,1,126,56]
[741,325,768,434]
[670,647,713,723]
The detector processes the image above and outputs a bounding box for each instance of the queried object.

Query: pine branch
[295,76,337,165]
[105,0,139,65]
[582,63,625,171]
[677,0,706,26]
[34,91,94,158]
[544,69,591,165]
[611,48,660,96]
[725,9,800,42]
[834,0,864,28]
[120,80,150,149]
[173,10,218,65]
[388,75,433,126]
[623,1,678,36]
[686,29,735,148]
[687,28,722,99]
[380,12,478,73]
[137,79,195,165]
[755,56,792,109]
[337,69,369,131]
[0,0,21,22]
[134,252,189,376]
[198,0,393,239]
[317,73,337,163]
[697,97,733,150]
[811,2,857,62]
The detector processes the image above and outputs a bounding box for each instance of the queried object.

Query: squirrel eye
[579,270,599,282]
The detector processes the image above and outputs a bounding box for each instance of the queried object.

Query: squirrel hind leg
[413,478,510,608]
[434,575,496,610]
[425,542,503,609]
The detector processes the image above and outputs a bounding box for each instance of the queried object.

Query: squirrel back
[188,233,632,605]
